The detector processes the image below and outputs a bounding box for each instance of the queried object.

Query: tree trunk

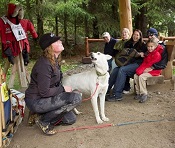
[36,0,44,37]
[134,1,147,37]
[74,17,77,45]
[63,12,68,46]
[25,0,33,23]
[112,1,120,38]
[92,17,99,39]
[55,16,58,36]
[82,2,89,37]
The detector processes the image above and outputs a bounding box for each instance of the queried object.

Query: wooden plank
[16,53,28,88]
[147,75,164,85]
[8,57,18,88]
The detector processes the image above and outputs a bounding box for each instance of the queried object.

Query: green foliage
[61,63,78,73]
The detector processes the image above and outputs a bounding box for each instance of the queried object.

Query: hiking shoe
[123,90,130,94]
[35,117,57,135]
[28,113,38,126]
[139,94,148,103]
[106,94,123,102]
[134,94,141,100]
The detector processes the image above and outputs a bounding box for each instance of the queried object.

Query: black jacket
[25,56,64,99]
[124,40,147,65]
[152,41,168,70]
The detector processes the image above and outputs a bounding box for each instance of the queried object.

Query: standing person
[134,38,163,103]
[102,32,117,72]
[24,33,82,135]
[106,29,147,102]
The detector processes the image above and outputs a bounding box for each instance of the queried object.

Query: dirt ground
[7,56,175,148]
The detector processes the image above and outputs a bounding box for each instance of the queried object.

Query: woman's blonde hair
[43,45,60,68]
[122,28,130,37]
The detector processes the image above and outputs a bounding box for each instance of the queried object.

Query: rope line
[55,118,175,133]
[56,123,113,133]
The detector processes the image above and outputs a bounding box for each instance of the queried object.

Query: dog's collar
[96,71,107,77]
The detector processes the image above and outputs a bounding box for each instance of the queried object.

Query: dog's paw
[97,119,104,124]
[102,117,109,122]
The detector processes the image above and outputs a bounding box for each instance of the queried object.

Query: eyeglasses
[147,33,156,37]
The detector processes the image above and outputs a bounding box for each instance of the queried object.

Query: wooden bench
[84,37,175,89]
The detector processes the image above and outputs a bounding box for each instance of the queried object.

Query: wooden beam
[119,0,133,34]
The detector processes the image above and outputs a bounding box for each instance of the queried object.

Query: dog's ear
[105,54,112,60]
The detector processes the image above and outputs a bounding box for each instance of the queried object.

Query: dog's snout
[90,52,96,60]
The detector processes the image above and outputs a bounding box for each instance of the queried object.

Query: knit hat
[102,32,110,38]
[39,33,61,50]
[147,28,158,37]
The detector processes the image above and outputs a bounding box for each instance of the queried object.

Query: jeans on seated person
[108,67,131,93]
[110,63,139,98]
[107,58,113,72]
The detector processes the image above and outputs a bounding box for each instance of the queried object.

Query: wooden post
[3,53,29,88]
[119,0,133,34]
[162,41,175,79]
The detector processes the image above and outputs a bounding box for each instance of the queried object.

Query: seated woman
[106,29,147,102]
[134,38,163,103]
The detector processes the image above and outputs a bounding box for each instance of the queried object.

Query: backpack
[114,48,140,67]
[152,42,168,70]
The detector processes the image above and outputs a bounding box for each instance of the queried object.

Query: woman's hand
[64,86,72,92]
[139,52,145,57]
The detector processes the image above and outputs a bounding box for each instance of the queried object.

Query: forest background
[0,0,175,60]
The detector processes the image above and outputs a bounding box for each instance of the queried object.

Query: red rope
[82,83,99,102]
[56,123,113,133]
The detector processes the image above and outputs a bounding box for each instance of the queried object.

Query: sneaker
[105,93,110,101]
[134,94,141,100]
[139,94,148,103]
[106,94,123,102]
[123,90,130,94]
[35,117,57,135]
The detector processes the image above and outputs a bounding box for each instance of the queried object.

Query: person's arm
[26,19,38,39]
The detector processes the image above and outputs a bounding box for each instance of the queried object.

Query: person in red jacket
[0,3,38,65]
[134,38,163,103]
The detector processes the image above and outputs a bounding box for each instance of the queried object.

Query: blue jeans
[108,63,139,97]
[107,58,113,72]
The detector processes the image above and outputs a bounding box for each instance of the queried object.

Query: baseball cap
[102,32,110,38]
[147,28,158,37]
[39,33,61,50]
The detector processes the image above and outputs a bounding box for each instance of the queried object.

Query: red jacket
[0,3,38,57]
[136,44,163,76]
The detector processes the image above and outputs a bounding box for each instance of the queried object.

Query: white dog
[62,52,111,124]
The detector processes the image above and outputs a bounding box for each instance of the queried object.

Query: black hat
[147,28,158,37]
[39,33,61,50]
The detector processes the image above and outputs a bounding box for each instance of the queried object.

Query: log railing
[85,36,175,56]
